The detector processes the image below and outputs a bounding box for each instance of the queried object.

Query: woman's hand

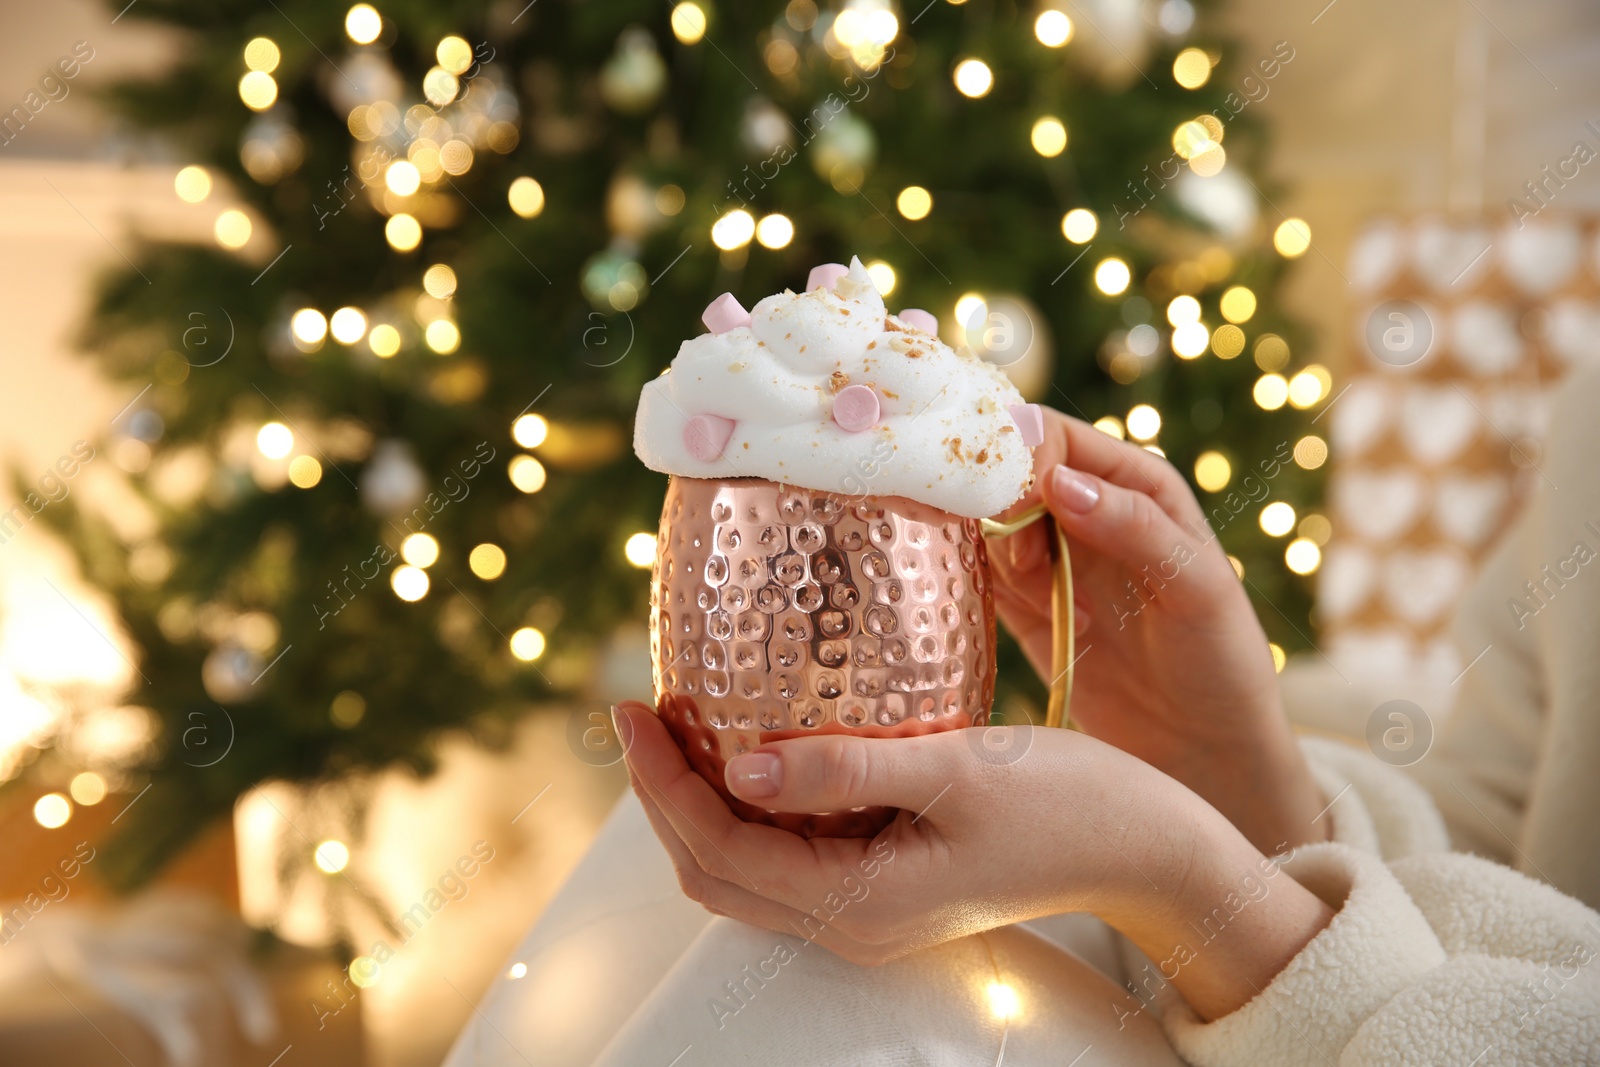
[616,701,1332,1021]
[988,410,1328,851]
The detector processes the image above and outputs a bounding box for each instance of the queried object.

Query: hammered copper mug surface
[649,476,998,837]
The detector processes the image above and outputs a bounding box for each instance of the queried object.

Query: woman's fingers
[1056,413,1208,530]
[1040,464,1227,612]
[630,774,854,946]
[724,730,972,819]
[618,703,872,911]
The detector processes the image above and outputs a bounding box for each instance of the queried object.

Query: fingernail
[1050,465,1100,514]
[610,704,634,755]
[726,752,782,799]
[1074,604,1091,635]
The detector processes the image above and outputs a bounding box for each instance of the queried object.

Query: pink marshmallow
[898,308,938,335]
[702,293,750,334]
[684,414,736,461]
[1008,403,1044,447]
[806,263,848,292]
[832,385,880,433]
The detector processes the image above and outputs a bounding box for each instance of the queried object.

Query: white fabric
[441,792,1182,1066]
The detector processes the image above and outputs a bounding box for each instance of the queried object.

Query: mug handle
[980,505,1075,730]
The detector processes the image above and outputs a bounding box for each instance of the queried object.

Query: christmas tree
[35,0,1325,887]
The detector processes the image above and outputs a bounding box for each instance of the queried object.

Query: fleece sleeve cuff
[1299,736,1452,860]
[1162,843,1446,1067]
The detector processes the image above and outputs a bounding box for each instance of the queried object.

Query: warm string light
[952,58,993,97]
[671,3,708,44]
[1172,47,1211,88]
[174,165,212,203]
[1030,117,1068,157]
[1273,218,1312,257]
[1061,208,1097,243]
[897,185,932,220]
[509,455,547,493]
[512,414,548,448]
[1093,258,1131,296]
[510,627,546,661]
[1126,404,1161,441]
[1294,434,1328,469]
[755,213,794,249]
[257,422,293,459]
[865,261,896,296]
[244,37,280,73]
[1259,501,1296,537]
[1033,10,1074,47]
[345,4,383,45]
[70,772,107,805]
[288,456,323,488]
[401,533,439,567]
[469,543,507,580]
[711,209,755,250]
[330,307,368,344]
[508,177,546,218]
[214,210,252,249]
[314,839,350,873]
[33,793,71,828]
[1194,451,1231,492]
[624,532,657,567]
[392,565,429,601]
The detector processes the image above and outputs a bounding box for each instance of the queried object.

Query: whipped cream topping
[633,258,1037,518]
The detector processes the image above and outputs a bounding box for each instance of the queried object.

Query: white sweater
[1162,738,1600,1065]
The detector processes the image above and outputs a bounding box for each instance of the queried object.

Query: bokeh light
[345,4,382,45]
[1253,373,1289,410]
[1061,208,1097,243]
[671,3,708,44]
[897,185,932,220]
[288,456,323,488]
[510,627,547,661]
[391,565,429,601]
[1273,218,1312,257]
[755,213,794,249]
[1259,501,1296,537]
[509,455,547,493]
[1172,48,1211,88]
[1031,117,1068,157]
[1126,404,1161,441]
[175,165,212,203]
[401,533,439,568]
[512,414,549,448]
[624,532,657,567]
[469,543,507,580]
[953,59,993,98]
[330,307,368,344]
[711,209,755,250]
[1194,451,1231,492]
[1034,10,1074,46]
[508,177,546,218]
[1219,286,1256,323]
[1094,258,1131,296]
[214,210,252,249]
[257,422,293,458]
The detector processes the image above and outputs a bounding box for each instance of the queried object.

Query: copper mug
[649,476,1000,837]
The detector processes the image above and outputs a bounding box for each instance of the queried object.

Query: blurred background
[2,0,1596,1064]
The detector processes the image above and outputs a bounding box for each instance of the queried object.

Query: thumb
[724,731,966,815]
